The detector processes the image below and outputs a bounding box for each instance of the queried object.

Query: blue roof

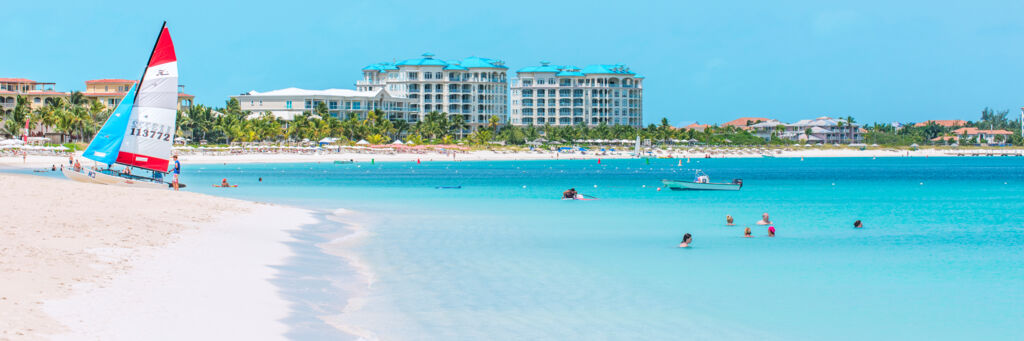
[518,65,562,73]
[366,53,506,69]
[396,54,448,66]
[517,62,638,77]
[580,64,636,75]
[362,62,398,71]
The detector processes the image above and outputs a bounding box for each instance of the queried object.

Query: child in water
[854,220,863,228]
[726,215,734,226]
[679,233,693,248]
[744,227,753,238]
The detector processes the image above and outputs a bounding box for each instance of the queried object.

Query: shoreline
[0,173,317,340]
[2,147,1023,171]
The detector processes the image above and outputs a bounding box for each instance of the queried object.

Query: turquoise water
[98,158,1024,339]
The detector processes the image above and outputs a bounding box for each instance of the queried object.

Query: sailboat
[63,22,183,189]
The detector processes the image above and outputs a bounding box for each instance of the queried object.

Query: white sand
[0,173,314,340]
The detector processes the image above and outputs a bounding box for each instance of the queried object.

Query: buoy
[642,185,647,188]
[657,187,662,191]
[593,185,598,188]
[522,185,527,188]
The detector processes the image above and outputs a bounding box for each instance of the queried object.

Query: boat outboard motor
[733,179,743,185]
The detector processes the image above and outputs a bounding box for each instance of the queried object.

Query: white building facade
[357,53,508,131]
[233,88,414,121]
[750,117,863,144]
[510,62,643,127]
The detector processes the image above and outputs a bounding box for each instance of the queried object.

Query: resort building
[357,53,509,131]
[233,88,414,121]
[510,62,643,127]
[914,120,967,128]
[82,79,194,110]
[0,78,69,112]
[750,117,863,144]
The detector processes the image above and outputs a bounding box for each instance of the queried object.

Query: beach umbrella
[391,139,404,145]
[356,139,370,145]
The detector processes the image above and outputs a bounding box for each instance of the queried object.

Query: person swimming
[562,188,578,199]
[768,225,776,237]
[757,213,772,225]
[679,233,693,248]
[744,227,753,238]
[854,220,863,228]
[726,215,734,226]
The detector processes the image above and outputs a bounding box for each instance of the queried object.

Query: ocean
[119,157,1024,340]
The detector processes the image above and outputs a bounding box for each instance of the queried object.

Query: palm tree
[487,115,501,132]
[448,114,467,139]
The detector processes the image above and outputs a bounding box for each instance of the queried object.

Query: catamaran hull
[62,168,168,189]
[662,179,743,191]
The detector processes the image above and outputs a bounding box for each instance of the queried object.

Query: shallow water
[113,157,1024,340]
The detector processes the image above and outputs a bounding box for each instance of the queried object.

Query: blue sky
[3,0,1022,126]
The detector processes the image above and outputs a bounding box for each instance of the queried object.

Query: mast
[133,21,167,106]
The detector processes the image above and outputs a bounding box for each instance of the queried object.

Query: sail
[634,135,641,155]
[82,85,137,165]
[115,25,178,173]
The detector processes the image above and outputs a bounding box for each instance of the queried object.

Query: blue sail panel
[83,85,137,165]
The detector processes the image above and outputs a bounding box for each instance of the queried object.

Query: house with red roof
[944,127,1015,144]
[0,78,69,112]
[83,79,194,110]
[722,117,771,130]
[914,120,967,128]
[681,123,711,130]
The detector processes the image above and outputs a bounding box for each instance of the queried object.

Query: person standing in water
[744,227,753,238]
[172,155,181,191]
[854,220,863,228]
[679,233,693,248]
[726,215,734,226]
[768,225,776,237]
[757,213,772,225]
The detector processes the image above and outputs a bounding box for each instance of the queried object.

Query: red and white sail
[115,26,178,172]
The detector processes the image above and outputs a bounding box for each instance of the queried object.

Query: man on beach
[172,155,181,191]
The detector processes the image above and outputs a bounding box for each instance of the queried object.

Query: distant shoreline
[3,147,1023,170]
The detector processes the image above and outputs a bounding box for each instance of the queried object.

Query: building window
[286,101,293,109]
[424,72,433,80]
[329,101,338,110]
[408,72,418,80]
[108,99,115,106]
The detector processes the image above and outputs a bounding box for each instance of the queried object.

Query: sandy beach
[0,173,314,340]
